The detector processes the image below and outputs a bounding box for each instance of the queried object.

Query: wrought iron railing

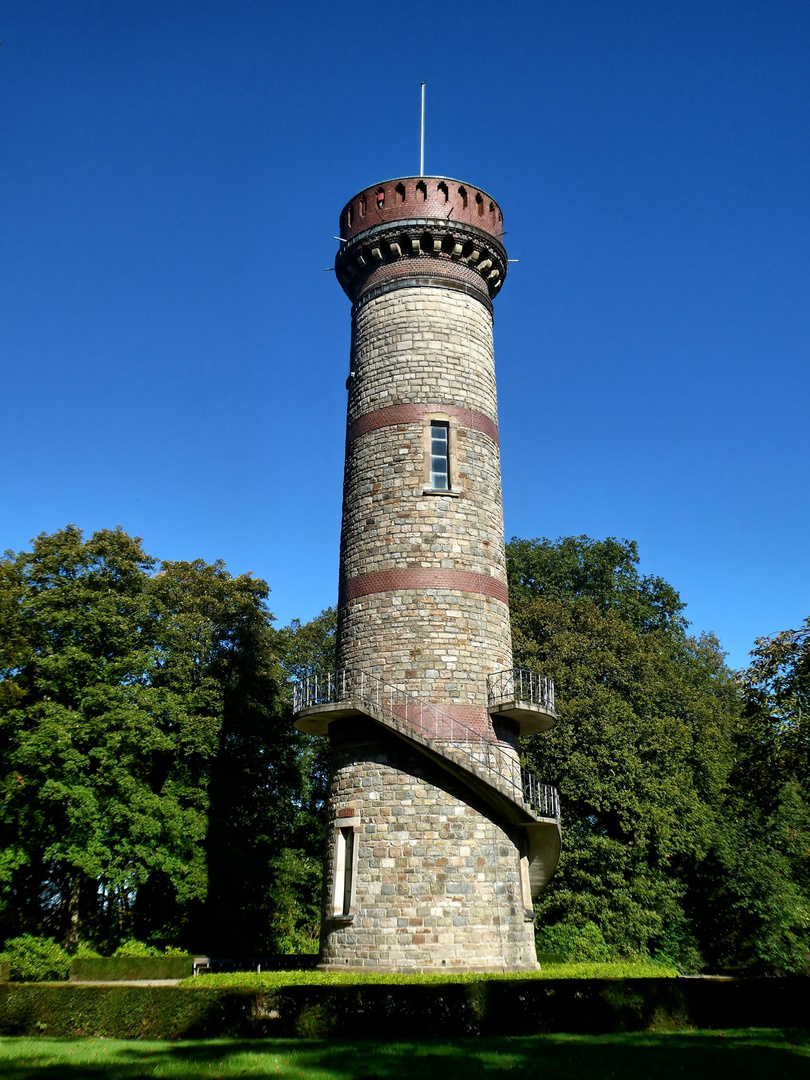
[486,668,555,712]
[293,669,559,821]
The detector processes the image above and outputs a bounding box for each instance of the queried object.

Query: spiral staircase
[293,667,561,898]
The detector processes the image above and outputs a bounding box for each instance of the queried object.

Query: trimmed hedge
[70,956,194,982]
[0,978,807,1039]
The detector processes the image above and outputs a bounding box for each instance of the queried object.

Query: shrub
[1,975,806,1038]
[113,939,161,958]
[0,936,70,982]
[73,943,101,959]
[535,920,615,963]
[71,956,193,981]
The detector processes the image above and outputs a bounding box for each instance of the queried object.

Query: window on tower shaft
[430,422,450,490]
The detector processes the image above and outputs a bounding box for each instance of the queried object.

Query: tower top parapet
[339,176,504,243]
[335,176,508,306]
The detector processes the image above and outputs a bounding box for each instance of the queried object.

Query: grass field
[0,1030,807,1079]
[178,961,678,989]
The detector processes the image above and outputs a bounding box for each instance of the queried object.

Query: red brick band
[347,403,499,447]
[340,567,509,606]
[430,704,519,744]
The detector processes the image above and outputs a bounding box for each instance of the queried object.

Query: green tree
[0,527,297,952]
[276,607,335,849]
[140,558,297,954]
[741,618,809,791]
[693,618,810,973]
[0,526,189,947]
[508,536,742,968]
[263,608,338,953]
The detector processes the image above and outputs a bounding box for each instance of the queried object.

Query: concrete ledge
[488,700,557,734]
[294,703,364,735]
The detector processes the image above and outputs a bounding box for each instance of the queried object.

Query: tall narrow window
[332,824,357,918]
[518,839,534,921]
[341,829,354,916]
[430,422,450,490]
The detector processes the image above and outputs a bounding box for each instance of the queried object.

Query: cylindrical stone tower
[295,176,560,972]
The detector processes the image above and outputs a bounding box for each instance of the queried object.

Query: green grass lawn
[0,1031,807,1079]
[178,961,679,989]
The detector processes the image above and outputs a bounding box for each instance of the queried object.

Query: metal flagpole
[420,83,425,176]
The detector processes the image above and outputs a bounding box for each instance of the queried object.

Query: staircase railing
[487,668,556,712]
[293,669,559,822]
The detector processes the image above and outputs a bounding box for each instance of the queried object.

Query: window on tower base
[330,820,359,921]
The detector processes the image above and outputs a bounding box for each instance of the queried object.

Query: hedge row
[70,956,194,981]
[0,978,807,1039]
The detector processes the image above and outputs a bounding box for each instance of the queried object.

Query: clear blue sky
[2,0,808,670]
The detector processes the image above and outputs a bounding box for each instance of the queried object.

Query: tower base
[320,717,539,972]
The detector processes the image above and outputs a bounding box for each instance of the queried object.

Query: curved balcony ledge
[488,699,557,734]
[294,701,363,735]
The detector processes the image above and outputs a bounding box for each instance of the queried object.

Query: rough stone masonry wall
[337,284,513,731]
[320,718,537,971]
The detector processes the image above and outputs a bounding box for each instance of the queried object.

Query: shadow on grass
[0,1030,807,1079]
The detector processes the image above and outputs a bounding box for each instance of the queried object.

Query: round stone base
[320,717,538,972]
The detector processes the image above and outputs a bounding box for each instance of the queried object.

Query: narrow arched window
[416,180,427,201]
[376,188,385,209]
[476,193,484,216]
[359,193,366,218]
[346,204,353,228]
[438,181,449,202]
[395,182,406,203]
[458,186,468,208]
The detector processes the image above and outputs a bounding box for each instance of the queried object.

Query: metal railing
[293,669,559,822]
[486,668,555,712]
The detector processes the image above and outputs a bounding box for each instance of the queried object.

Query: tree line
[0,527,807,972]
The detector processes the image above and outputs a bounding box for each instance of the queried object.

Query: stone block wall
[337,284,513,727]
[320,718,537,972]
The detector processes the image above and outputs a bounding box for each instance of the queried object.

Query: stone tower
[294,176,560,971]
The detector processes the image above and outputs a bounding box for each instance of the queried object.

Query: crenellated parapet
[335,177,508,306]
[340,176,504,242]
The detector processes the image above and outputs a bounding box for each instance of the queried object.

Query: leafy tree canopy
[507,536,688,637]
[0,526,297,952]
[508,536,741,969]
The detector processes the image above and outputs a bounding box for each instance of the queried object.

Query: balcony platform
[488,699,557,735]
[294,701,363,736]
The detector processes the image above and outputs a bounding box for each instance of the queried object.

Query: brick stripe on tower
[347,402,499,446]
[339,566,510,606]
